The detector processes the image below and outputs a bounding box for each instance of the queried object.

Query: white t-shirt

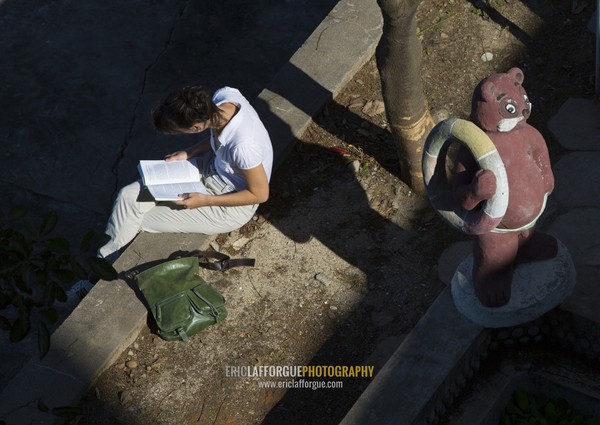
[210,87,273,191]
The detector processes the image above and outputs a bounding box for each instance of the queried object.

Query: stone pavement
[0,0,339,244]
[0,0,383,423]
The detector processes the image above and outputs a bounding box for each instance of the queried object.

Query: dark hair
[151,86,222,134]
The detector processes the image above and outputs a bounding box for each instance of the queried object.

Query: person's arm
[165,137,211,162]
[173,163,269,209]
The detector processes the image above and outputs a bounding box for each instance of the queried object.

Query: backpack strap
[191,250,255,271]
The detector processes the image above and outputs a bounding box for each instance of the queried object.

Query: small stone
[209,241,220,251]
[431,108,450,124]
[119,391,133,405]
[314,273,333,286]
[330,305,338,311]
[133,343,139,350]
[518,336,531,344]
[348,160,360,174]
[232,237,250,250]
[126,360,138,369]
[481,52,494,62]
[127,350,134,356]
[362,100,385,117]
[348,99,365,110]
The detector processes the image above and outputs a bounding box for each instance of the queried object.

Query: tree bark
[376,0,434,195]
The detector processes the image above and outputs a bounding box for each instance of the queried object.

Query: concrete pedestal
[451,239,576,328]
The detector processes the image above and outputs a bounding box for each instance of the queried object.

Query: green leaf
[571,416,584,425]
[69,257,89,280]
[8,205,27,221]
[545,402,558,424]
[51,405,82,418]
[22,267,38,288]
[54,285,67,303]
[38,322,50,358]
[10,313,31,342]
[8,233,30,257]
[41,282,57,306]
[88,257,118,280]
[507,401,524,415]
[41,307,59,324]
[37,399,50,412]
[502,413,513,425]
[46,237,70,254]
[515,388,530,411]
[39,211,58,237]
[531,404,543,419]
[52,268,76,284]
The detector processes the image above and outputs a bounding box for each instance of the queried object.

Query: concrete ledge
[256,0,382,166]
[339,288,485,425]
[0,1,382,423]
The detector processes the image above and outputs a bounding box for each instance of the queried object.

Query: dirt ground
[73,1,595,424]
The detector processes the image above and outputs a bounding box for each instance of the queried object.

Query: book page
[146,181,209,201]
[139,159,200,186]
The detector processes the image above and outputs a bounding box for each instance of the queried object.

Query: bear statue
[451,67,558,307]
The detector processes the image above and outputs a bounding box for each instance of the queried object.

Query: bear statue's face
[470,67,532,133]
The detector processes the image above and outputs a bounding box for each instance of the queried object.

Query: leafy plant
[501,387,600,425]
[0,205,117,358]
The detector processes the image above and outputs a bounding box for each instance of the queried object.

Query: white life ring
[422,118,509,235]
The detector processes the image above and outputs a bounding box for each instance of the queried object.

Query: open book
[138,159,208,201]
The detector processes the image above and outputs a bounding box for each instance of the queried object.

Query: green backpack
[134,256,227,341]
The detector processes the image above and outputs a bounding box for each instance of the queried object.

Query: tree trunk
[376,0,434,195]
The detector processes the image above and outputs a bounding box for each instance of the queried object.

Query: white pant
[98,154,257,259]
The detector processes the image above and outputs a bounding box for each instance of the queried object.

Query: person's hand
[164,150,188,162]
[173,192,209,209]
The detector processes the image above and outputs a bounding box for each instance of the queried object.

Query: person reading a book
[97,85,273,261]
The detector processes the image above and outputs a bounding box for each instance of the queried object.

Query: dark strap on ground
[191,250,255,271]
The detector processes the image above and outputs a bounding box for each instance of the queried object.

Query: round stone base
[451,238,576,328]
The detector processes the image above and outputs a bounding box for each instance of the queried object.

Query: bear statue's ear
[507,67,524,83]
[480,80,496,100]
